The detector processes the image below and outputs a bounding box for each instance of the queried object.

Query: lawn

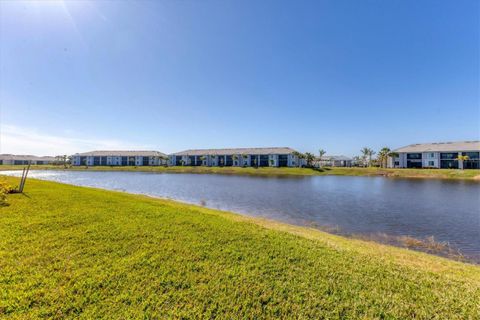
[0,176,479,318]
[1,164,480,180]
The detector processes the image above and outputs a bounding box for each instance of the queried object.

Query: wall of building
[389,151,479,169]
[72,155,167,166]
[169,154,300,167]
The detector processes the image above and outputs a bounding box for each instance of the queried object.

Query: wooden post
[18,167,26,192]
[19,163,31,193]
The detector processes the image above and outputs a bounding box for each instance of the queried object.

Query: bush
[0,181,14,206]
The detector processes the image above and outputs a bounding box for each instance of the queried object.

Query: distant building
[72,151,168,166]
[317,155,353,167]
[170,147,302,167]
[389,141,480,169]
[0,154,56,165]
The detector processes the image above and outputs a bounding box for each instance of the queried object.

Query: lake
[2,170,479,258]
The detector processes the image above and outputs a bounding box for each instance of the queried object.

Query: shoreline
[1,165,479,180]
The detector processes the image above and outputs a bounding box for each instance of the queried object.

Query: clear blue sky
[0,0,478,156]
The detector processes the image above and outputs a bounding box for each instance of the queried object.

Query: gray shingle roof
[394,141,480,153]
[73,151,168,157]
[0,154,56,161]
[172,147,298,156]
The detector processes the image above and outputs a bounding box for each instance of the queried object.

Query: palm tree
[360,147,369,167]
[377,147,391,168]
[387,151,399,168]
[199,156,206,166]
[55,155,69,168]
[361,148,375,167]
[305,152,315,167]
[455,155,470,170]
[318,149,326,167]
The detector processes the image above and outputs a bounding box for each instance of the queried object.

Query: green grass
[2,164,480,180]
[1,177,479,318]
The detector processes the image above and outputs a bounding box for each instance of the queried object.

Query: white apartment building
[0,154,56,165]
[170,147,302,167]
[72,151,168,166]
[389,141,479,169]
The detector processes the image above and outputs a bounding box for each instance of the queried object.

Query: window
[440,160,458,169]
[259,155,269,167]
[175,156,182,166]
[278,154,288,167]
[429,153,435,158]
[462,152,480,169]
[428,161,435,166]
[463,152,479,159]
[407,161,422,168]
[440,153,457,160]
[407,153,422,160]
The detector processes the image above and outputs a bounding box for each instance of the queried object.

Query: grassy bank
[1,177,479,318]
[1,164,480,180]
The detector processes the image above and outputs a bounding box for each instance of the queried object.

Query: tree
[377,147,391,168]
[305,152,315,167]
[455,155,470,170]
[318,149,326,168]
[55,155,69,168]
[387,151,399,168]
[361,147,375,167]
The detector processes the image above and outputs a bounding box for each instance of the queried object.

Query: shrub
[0,181,13,206]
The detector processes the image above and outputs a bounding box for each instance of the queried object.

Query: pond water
[2,170,479,258]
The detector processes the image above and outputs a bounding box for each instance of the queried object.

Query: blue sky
[0,0,478,156]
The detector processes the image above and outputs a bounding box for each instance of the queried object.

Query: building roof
[394,141,480,153]
[172,147,298,156]
[73,151,168,157]
[318,155,352,161]
[0,154,56,161]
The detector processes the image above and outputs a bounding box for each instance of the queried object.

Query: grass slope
[1,165,480,180]
[0,177,479,319]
